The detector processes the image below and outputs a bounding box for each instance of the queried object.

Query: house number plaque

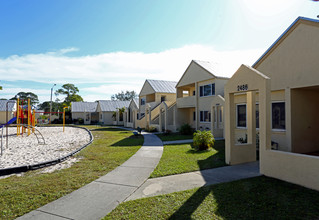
[237,84,248,91]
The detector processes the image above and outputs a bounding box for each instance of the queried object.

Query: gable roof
[132,98,139,107]
[147,79,177,93]
[176,60,229,87]
[0,100,16,112]
[253,16,319,68]
[98,100,130,112]
[71,102,98,113]
[128,98,139,109]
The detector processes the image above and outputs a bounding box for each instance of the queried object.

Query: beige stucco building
[225,17,319,191]
[71,102,98,125]
[97,100,130,125]
[124,98,139,128]
[175,60,229,138]
[135,79,177,131]
[0,100,16,124]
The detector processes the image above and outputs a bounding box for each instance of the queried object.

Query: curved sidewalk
[18,132,163,220]
[126,161,260,201]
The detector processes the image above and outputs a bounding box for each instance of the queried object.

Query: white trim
[236,103,247,129]
[271,101,286,131]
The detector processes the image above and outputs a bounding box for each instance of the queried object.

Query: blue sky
[0,0,318,103]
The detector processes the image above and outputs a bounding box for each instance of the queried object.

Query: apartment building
[225,17,319,191]
[175,60,229,138]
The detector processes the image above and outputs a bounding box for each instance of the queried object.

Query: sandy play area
[0,126,91,169]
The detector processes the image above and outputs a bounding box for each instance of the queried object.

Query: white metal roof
[71,102,98,113]
[0,100,16,112]
[98,100,130,112]
[193,60,229,79]
[147,79,177,93]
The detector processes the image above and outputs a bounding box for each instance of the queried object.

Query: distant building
[0,100,16,124]
[71,102,98,125]
[97,100,130,125]
[175,60,229,138]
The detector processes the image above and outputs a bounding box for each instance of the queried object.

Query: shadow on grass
[169,140,225,219]
[91,127,129,132]
[169,175,319,219]
[111,135,144,147]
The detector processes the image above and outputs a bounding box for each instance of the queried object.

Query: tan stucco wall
[232,90,288,150]
[0,111,15,124]
[261,150,319,191]
[176,68,228,134]
[177,61,215,87]
[102,112,113,125]
[176,108,195,129]
[291,88,319,153]
[226,20,319,191]
[255,22,319,90]
[139,81,155,96]
[72,112,92,124]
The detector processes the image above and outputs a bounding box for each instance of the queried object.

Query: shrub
[78,118,84,124]
[163,129,171,136]
[147,126,157,132]
[180,123,193,135]
[192,130,215,151]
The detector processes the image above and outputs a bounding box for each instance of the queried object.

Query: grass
[0,126,143,220]
[104,176,319,219]
[150,140,226,178]
[156,133,193,142]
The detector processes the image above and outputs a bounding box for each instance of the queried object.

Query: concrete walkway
[126,161,261,201]
[18,132,163,220]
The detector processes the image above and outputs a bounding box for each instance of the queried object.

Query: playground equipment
[1,99,69,156]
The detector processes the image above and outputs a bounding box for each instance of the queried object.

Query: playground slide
[0,117,17,128]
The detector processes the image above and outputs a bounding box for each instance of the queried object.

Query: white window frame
[271,101,286,132]
[199,110,211,123]
[236,103,247,129]
[199,83,215,97]
[140,98,146,106]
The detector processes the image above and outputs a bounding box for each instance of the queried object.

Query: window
[86,113,90,122]
[219,108,223,122]
[193,91,195,96]
[199,83,215,97]
[161,96,166,102]
[193,111,196,121]
[256,104,259,129]
[200,111,211,122]
[237,104,246,128]
[140,113,145,118]
[140,98,146,105]
[272,102,285,130]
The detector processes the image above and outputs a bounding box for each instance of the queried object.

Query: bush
[192,130,215,151]
[145,126,157,132]
[163,129,171,136]
[78,118,84,125]
[179,123,194,135]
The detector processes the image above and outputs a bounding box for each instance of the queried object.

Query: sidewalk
[18,132,163,220]
[126,161,260,201]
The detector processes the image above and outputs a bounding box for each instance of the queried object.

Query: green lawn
[156,133,193,142]
[150,140,226,178]
[0,126,143,220]
[105,176,319,219]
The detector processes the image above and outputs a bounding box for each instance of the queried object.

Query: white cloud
[0,44,264,102]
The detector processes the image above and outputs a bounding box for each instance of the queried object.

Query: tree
[38,101,62,112]
[55,84,83,105]
[111,90,137,101]
[10,92,39,105]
